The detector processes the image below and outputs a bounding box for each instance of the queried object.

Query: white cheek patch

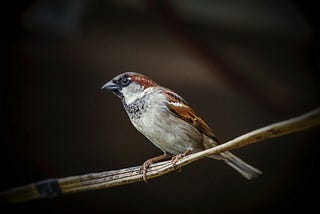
[121,84,154,105]
[122,89,139,105]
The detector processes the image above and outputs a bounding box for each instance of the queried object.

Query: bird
[102,72,262,181]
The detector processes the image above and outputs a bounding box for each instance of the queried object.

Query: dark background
[1,0,319,213]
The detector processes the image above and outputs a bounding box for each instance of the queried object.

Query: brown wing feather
[164,89,218,142]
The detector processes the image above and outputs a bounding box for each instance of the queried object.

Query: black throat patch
[124,98,146,119]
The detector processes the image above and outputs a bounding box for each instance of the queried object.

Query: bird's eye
[119,75,130,87]
[122,76,128,83]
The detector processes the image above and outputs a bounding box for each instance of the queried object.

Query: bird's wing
[163,89,218,142]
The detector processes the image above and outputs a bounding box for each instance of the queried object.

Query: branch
[1,107,320,205]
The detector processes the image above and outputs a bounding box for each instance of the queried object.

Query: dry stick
[1,107,320,205]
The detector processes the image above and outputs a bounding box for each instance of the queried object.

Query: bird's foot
[140,154,168,183]
[140,160,152,183]
[171,149,192,166]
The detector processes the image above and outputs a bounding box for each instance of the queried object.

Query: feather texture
[102,72,262,180]
[164,89,219,142]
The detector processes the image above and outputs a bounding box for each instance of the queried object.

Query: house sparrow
[102,72,262,181]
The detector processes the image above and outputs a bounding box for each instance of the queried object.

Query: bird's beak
[101,80,119,91]
[101,80,123,98]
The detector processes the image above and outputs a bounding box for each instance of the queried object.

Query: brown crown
[130,73,158,89]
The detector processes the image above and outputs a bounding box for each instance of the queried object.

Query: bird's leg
[171,149,192,166]
[140,153,169,183]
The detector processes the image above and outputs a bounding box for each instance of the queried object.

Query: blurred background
[1,0,319,213]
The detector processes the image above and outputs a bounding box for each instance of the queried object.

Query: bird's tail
[208,151,262,180]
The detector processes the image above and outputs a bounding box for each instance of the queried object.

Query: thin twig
[1,107,319,205]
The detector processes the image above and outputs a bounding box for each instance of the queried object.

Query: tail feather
[209,151,262,180]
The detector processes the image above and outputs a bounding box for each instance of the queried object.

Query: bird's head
[102,72,158,104]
